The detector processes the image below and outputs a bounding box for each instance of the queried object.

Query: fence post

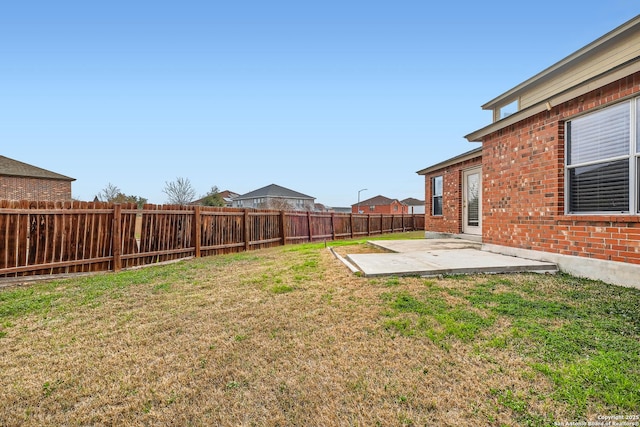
[367,214,371,236]
[244,209,250,252]
[193,205,201,258]
[331,212,336,241]
[307,211,312,242]
[280,210,287,246]
[113,204,122,272]
[350,213,354,239]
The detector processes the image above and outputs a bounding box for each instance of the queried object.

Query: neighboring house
[0,155,75,202]
[232,184,315,211]
[418,15,640,288]
[314,203,333,212]
[331,206,352,214]
[352,195,408,214]
[192,190,239,207]
[220,190,240,207]
[401,197,426,215]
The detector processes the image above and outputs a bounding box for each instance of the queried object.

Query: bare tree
[97,183,121,202]
[263,197,293,211]
[96,183,147,208]
[163,177,196,205]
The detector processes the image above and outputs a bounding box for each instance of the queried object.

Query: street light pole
[357,188,367,214]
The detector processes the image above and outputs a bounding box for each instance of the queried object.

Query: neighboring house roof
[0,155,75,181]
[466,14,640,142]
[219,190,239,201]
[416,147,482,175]
[235,184,314,200]
[192,190,239,206]
[219,190,239,205]
[401,197,425,206]
[353,195,405,207]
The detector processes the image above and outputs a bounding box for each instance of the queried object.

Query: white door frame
[462,167,482,235]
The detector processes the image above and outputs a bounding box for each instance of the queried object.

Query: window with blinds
[566,99,635,213]
[432,176,443,216]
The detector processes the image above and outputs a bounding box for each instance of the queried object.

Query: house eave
[416,147,482,175]
[465,57,640,142]
[481,14,640,111]
[0,172,76,182]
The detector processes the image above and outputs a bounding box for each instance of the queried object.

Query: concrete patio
[331,238,558,277]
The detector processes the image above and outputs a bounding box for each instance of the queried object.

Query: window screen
[567,101,631,213]
[568,161,629,212]
[568,102,629,165]
[432,176,443,216]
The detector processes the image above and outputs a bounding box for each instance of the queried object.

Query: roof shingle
[353,195,404,207]
[235,184,314,200]
[0,155,75,181]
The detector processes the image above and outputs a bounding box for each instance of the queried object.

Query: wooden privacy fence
[0,200,425,278]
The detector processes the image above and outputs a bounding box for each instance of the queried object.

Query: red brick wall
[352,201,408,214]
[0,176,72,202]
[482,71,640,264]
[423,156,482,234]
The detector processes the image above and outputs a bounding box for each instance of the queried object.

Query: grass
[0,231,639,426]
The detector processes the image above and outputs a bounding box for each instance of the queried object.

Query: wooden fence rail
[0,200,425,278]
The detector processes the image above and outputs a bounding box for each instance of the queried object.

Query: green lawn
[1,234,638,426]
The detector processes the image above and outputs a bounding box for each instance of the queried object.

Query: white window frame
[432,175,443,216]
[565,97,639,215]
[495,99,519,121]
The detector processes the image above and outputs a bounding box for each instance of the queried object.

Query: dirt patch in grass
[0,238,638,426]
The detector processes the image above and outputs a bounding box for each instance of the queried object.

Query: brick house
[219,190,240,207]
[192,190,240,207]
[0,155,75,202]
[233,184,315,211]
[401,197,426,215]
[418,15,640,287]
[352,195,408,214]
[417,148,482,238]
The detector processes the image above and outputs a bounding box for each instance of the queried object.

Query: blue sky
[1,1,636,207]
